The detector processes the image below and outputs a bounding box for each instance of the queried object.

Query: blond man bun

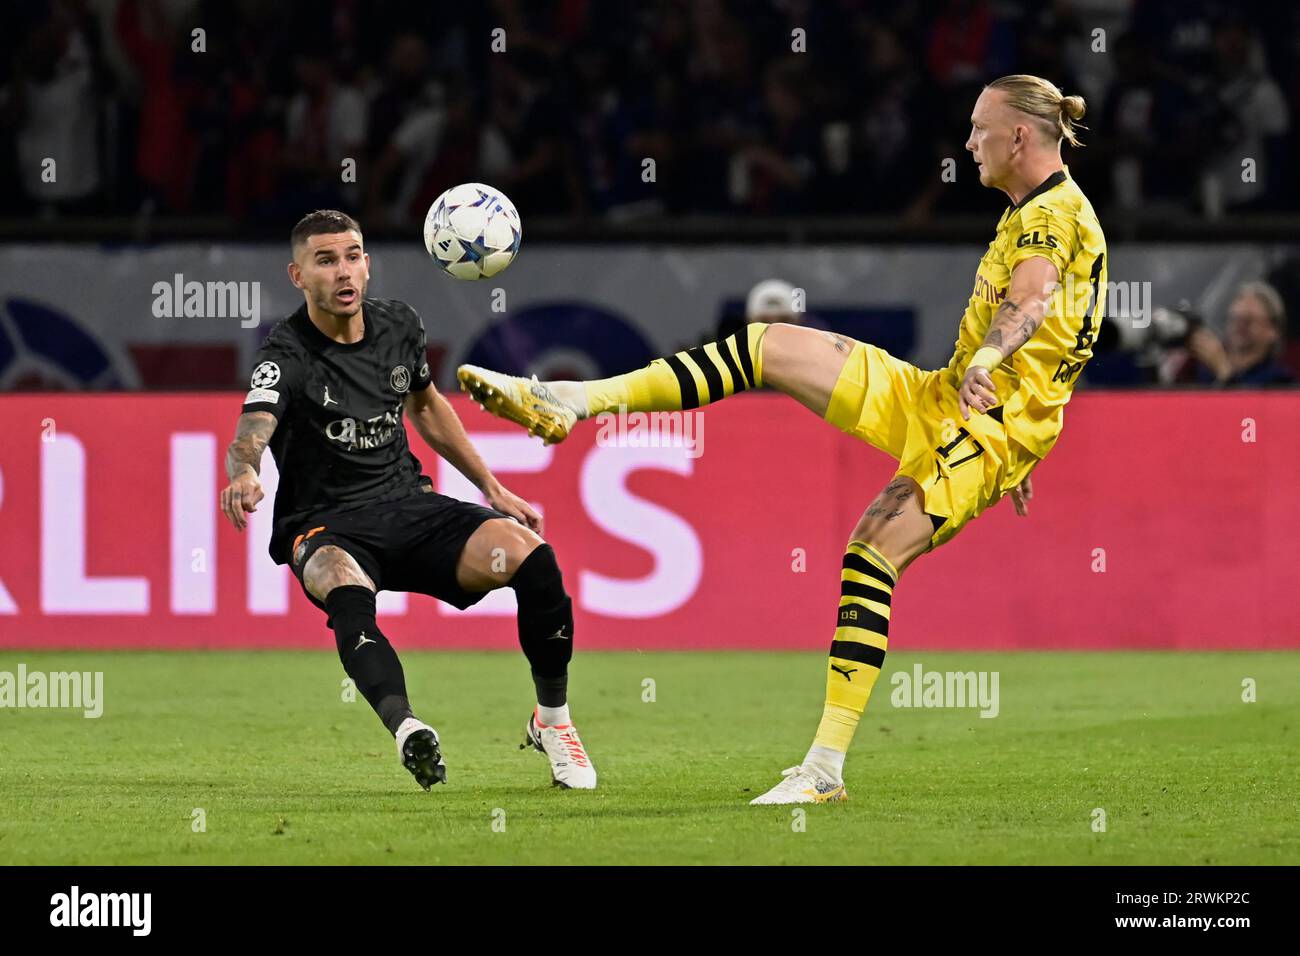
[987,75,1088,147]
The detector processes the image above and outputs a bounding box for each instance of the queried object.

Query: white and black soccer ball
[422,183,522,280]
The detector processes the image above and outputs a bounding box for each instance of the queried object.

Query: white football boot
[457,365,578,445]
[395,717,447,790]
[749,765,847,805]
[521,711,597,789]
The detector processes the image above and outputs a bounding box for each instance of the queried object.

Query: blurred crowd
[1,0,1297,229]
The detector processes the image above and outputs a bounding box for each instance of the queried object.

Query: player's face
[1226,293,1277,354]
[966,89,1016,189]
[291,231,369,318]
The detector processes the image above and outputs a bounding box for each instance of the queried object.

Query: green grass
[1,651,1297,865]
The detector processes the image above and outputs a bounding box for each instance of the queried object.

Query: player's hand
[219,469,264,532]
[958,365,999,420]
[486,483,543,535]
[1187,326,1233,383]
[1010,475,1033,517]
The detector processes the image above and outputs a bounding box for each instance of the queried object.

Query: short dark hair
[290,209,363,252]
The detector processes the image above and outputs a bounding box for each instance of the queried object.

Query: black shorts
[287,490,510,612]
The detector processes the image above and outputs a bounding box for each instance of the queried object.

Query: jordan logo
[355,632,376,650]
[323,386,338,406]
[546,628,571,641]
[831,663,857,681]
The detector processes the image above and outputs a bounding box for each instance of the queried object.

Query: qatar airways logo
[325,407,402,450]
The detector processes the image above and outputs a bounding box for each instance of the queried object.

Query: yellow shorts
[824,342,1038,550]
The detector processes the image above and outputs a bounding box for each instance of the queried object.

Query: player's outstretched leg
[457,322,855,443]
[303,545,447,790]
[456,520,596,789]
[751,477,932,805]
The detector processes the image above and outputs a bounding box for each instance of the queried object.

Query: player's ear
[287,260,303,289]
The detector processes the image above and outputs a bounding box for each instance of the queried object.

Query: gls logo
[1016,231,1058,249]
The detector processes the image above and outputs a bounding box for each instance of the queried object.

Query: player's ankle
[804,744,846,783]
[545,380,589,418]
[536,702,571,727]
[394,716,427,739]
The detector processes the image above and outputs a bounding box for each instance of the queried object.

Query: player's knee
[757,322,796,370]
[498,520,545,568]
[303,545,374,601]
[464,518,542,580]
[509,542,568,605]
[851,479,932,571]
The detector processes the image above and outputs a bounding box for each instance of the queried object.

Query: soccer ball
[423,183,522,280]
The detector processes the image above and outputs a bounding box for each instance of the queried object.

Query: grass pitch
[2,651,1297,865]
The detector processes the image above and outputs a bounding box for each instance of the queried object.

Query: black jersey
[241,297,434,564]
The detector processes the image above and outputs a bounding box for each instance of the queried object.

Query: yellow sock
[814,541,898,752]
[584,323,766,415]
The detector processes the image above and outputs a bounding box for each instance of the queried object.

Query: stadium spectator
[0,0,1297,229]
[1182,281,1296,385]
[367,76,512,228]
[926,0,1000,89]
[278,51,367,214]
[487,47,585,217]
[365,33,436,158]
[115,0,200,213]
[844,23,935,215]
[1098,32,1201,214]
[3,3,106,214]
[734,58,820,214]
[1199,16,1290,214]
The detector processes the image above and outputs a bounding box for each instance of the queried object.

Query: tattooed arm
[958,256,1060,420]
[220,411,277,531]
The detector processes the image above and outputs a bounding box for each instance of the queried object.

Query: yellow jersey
[945,166,1107,459]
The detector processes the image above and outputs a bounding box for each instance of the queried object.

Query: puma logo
[831,663,857,681]
[355,632,376,650]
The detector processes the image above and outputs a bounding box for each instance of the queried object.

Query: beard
[314,280,366,318]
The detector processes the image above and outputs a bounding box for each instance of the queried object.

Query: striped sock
[583,324,767,416]
[813,541,898,756]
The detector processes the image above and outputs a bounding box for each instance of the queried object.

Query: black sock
[509,544,573,707]
[324,585,414,735]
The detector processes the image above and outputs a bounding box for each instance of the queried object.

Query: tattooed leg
[853,476,932,575]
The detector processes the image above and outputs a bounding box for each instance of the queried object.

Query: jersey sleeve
[241,346,303,419]
[1006,202,1079,278]
[407,305,432,391]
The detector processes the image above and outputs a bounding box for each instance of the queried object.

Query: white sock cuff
[804,744,846,780]
[536,703,571,727]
